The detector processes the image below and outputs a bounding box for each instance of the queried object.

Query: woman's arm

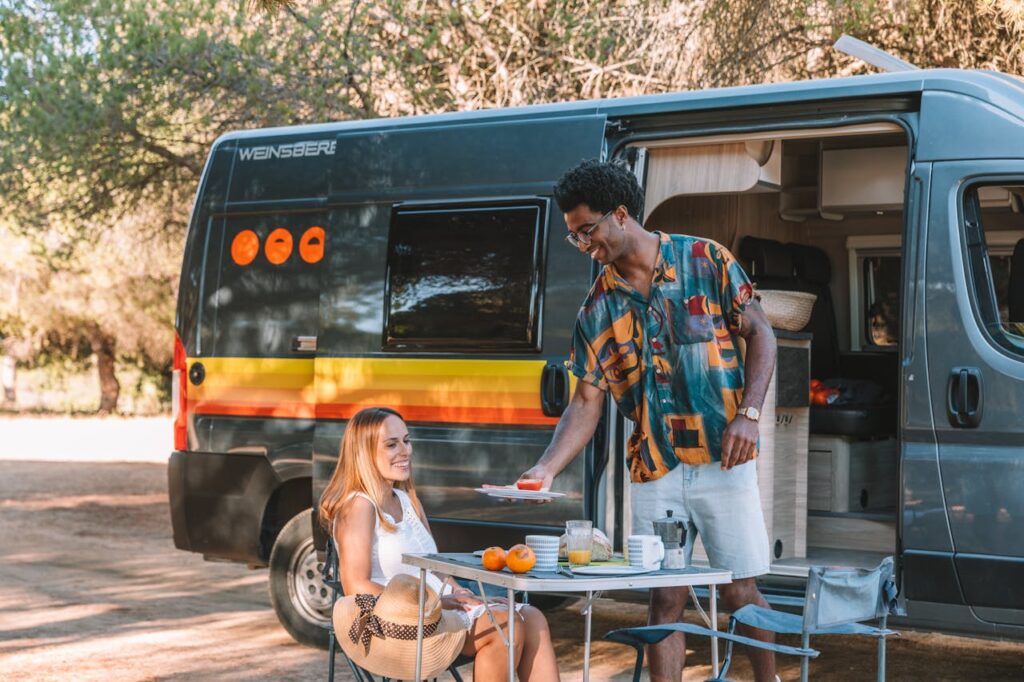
[336,496,386,596]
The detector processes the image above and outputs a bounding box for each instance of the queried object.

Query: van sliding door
[311,114,608,550]
[924,160,1024,626]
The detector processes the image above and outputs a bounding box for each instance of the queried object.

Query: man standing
[520,160,778,682]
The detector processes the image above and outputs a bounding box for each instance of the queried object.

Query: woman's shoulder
[342,493,377,522]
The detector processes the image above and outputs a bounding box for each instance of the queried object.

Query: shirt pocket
[669,295,715,345]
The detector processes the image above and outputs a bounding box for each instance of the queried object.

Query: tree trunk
[1,354,15,405]
[88,329,119,414]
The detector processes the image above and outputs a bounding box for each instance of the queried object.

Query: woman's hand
[441,593,483,612]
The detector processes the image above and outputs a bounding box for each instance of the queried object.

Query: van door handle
[947,366,983,428]
[292,336,317,353]
[540,362,569,417]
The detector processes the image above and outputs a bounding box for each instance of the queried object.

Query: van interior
[630,122,1024,577]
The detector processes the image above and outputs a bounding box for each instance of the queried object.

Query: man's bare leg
[647,586,688,682]
[719,578,776,682]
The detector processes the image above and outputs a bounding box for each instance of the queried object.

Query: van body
[169,68,1024,647]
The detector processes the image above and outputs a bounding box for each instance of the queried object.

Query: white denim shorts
[630,460,770,580]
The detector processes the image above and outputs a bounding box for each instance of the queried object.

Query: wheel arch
[259,460,313,562]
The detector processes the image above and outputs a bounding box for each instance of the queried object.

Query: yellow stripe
[186,356,576,420]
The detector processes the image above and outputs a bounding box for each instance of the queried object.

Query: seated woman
[319,406,560,682]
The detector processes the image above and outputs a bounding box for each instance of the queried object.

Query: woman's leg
[461,606,525,681]
[516,605,560,681]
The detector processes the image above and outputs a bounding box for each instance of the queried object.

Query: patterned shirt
[568,232,755,482]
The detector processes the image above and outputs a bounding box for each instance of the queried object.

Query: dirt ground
[1,423,1023,680]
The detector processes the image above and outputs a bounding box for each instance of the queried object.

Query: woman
[320,406,560,681]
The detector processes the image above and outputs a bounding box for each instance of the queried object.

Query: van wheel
[269,509,332,649]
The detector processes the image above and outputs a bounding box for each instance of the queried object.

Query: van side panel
[312,115,607,547]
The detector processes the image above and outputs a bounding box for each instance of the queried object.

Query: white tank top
[342,489,446,594]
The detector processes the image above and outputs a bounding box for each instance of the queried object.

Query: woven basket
[757,289,817,331]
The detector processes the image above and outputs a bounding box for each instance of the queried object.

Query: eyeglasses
[565,210,613,250]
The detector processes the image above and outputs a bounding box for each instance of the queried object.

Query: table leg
[583,590,593,682]
[710,584,719,677]
[416,567,426,682]
[507,586,516,682]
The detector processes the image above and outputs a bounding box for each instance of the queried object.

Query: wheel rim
[287,536,333,625]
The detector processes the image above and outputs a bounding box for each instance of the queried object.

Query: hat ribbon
[348,593,440,654]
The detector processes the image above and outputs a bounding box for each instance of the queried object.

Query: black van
[169,67,1024,647]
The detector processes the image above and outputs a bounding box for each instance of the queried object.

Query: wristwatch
[737,406,761,422]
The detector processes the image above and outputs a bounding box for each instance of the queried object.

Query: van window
[863,255,901,347]
[203,213,324,356]
[962,183,1024,357]
[384,202,546,351]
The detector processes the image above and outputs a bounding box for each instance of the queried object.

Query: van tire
[268,509,332,649]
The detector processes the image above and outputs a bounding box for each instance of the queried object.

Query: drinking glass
[565,519,593,567]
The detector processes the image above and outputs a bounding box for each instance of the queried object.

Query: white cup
[627,535,665,570]
[525,535,560,571]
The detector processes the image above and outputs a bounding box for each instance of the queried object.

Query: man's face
[564,204,625,265]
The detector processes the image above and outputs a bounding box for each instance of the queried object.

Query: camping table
[404,552,732,682]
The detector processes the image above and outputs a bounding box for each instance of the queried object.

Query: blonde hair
[319,407,425,534]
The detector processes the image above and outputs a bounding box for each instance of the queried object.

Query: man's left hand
[720,413,759,470]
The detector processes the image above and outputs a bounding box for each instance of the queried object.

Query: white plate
[474,487,566,500]
[566,565,654,576]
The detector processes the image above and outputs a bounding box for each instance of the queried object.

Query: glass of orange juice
[566,520,593,567]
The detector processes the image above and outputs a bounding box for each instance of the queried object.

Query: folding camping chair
[604,556,901,682]
[322,538,472,682]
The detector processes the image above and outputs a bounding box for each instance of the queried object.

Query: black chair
[322,538,472,682]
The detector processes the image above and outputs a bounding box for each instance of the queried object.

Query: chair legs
[799,633,810,682]
[328,630,337,682]
[630,644,645,682]
[877,614,888,682]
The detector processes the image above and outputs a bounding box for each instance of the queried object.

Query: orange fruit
[506,544,536,574]
[481,546,507,571]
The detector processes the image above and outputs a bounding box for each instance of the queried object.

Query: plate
[474,487,566,500]
[566,565,654,576]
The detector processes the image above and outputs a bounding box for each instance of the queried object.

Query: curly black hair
[552,159,644,219]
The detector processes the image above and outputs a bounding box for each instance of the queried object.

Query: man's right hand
[518,463,554,491]
[514,464,555,503]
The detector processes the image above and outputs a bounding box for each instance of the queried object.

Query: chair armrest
[731,604,805,634]
[604,623,819,659]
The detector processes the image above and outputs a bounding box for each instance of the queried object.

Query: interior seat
[738,237,896,438]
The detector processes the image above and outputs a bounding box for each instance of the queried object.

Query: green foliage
[3,0,1024,413]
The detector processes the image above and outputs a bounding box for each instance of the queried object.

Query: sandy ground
[1,418,1023,680]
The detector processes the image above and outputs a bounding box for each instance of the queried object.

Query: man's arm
[519,379,606,487]
[720,300,777,470]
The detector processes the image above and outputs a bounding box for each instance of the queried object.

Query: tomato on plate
[516,479,543,491]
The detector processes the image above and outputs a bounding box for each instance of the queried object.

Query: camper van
[169,67,1024,648]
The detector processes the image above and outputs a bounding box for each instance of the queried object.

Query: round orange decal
[299,226,325,264]
[230,230,259,266]
[265,228,293,265]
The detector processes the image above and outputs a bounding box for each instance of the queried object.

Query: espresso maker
[653,509,687,569]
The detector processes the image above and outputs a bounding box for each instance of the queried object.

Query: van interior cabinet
[691,330,810,563]
[807,435,898,513]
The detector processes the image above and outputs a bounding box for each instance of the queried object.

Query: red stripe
[191,400,556,425]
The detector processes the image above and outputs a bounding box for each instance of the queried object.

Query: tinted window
[203,212,324,356]
[384,202,546,351]
[962,183,1024,357]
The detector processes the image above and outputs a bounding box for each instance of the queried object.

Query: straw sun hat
[334,574,468,680]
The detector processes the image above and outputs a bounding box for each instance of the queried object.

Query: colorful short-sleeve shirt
[568,232,755,482]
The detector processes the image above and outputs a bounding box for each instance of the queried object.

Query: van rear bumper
[168,450,278,564]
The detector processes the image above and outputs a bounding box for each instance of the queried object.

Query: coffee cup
[627,534,665,570]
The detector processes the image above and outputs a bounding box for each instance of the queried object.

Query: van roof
[215,68,1024,145]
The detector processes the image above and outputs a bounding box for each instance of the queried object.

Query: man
[519,159,778,682]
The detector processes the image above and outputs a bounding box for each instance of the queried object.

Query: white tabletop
[403,552,733,593]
